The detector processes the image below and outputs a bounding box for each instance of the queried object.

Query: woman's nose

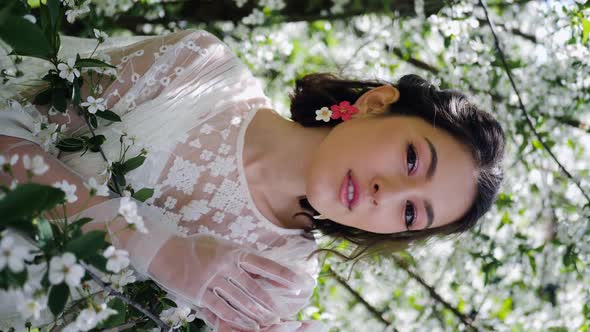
[369,176,412,206]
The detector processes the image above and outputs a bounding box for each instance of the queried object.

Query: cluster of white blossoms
[159,305,196,329]
[61,302,117,332]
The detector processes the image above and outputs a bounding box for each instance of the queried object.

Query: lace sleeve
[0,29,229,144]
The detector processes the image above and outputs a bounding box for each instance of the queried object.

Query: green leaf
[132,188,154,202]
[89,114,98,128]
[46,0,60,31]
[84,253,108,273]
[68,217,94,234]
[51,87,67,113]
[35,218,55,250]
[33,88,52,105]
[87,134,106,153]
[75,58,116,69]
[65,230,106,260]
[122,155,146,174]
[0,184,65,224]
[0,13,53,60]
[527,252,537,276]
[73,80,81,106]
[582,18,590,44]
[56,137,85,152]
[48,283,70,316]
[95,110,121,122]
[96,298,126,329]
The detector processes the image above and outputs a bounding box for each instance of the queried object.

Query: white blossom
[22,14,36,24]
[53,180,78,203]
[75,307,98,331]
[118,197,148,233]
[0,153,19,168]
[242,9,265,25]
[15,291,48,321]
[57,58,80,83]
[65,3,90,24]
[160,306,196,329]
[85,177,110,196]
[103,246,130,273]
[101,269,136,292]
[49,252,85,287]
[315,107,332,122]
[234,0,248,7]
[22,154,49,176]
[93,28,108,42]
[80,96,106,114]
[0,236,31,272]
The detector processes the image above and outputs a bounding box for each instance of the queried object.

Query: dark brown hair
[290,73,506,261]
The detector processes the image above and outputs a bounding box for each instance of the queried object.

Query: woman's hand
[199,306,327,332]
[148,234,316,331]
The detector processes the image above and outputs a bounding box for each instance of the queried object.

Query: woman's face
[305,114,478,233]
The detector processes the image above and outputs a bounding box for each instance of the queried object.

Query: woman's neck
[243,108,329,230]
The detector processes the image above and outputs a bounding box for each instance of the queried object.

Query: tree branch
[81,262,170,331]
[477,0,590,207]
[329,267,397,331]
[392,257,479,331]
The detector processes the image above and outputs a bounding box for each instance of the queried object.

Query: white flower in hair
[81,96,106,114]
[315,106,332,122]
[103,246,130,273]
[57,58,80,83]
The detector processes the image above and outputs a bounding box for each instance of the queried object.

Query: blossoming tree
[1,0,589,331]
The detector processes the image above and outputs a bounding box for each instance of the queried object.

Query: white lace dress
[0,29,319,330]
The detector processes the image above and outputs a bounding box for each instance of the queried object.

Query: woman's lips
[340,170,359,211]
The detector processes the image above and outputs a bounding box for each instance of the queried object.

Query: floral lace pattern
[62,29,315,264]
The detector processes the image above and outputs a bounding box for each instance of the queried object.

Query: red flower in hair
[330,101,359,121]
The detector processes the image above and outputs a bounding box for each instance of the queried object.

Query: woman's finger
[229,270,279,313]
[211,275,279,326]
[202,288,259,331]
[239,253,314,289]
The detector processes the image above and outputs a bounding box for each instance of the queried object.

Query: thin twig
[81,262,171,331]
[392,257,479,331]
[477,0,590,207]
[329,267,398,331]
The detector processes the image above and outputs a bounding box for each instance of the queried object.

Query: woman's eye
[404,201,416,229]
[407,144,417,174]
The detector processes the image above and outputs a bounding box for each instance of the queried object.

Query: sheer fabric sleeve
[0,29,236,144]
[78,200,317,330]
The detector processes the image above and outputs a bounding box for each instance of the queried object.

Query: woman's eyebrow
[424,136,437,180]
[424,136,437,229]
[424,201,434,229]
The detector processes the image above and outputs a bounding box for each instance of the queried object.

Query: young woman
[0,29,505,331]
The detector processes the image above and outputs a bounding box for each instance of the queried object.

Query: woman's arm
[0,135,108,220]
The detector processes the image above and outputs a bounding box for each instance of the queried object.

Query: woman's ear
[353,85,400,118]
